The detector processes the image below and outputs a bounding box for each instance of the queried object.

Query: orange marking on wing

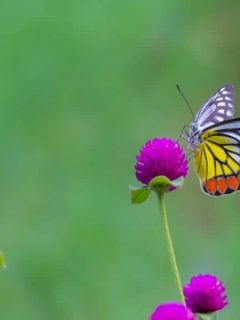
[206,179,217,194]
[217,178,227,194]
[226,176,239,190]
[238,173,240,182]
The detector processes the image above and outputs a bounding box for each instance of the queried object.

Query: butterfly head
[187,122,201,149]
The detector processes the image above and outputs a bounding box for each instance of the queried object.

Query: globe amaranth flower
[135,137,188,189]
[150,302,195,320]
[183,274,228,313]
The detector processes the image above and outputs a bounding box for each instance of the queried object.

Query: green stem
[157,191,185,304]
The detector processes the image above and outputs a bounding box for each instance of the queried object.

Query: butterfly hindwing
[194,84,234,130]
[194,118,240,196]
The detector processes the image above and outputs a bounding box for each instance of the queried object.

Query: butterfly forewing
[195,84,234,130]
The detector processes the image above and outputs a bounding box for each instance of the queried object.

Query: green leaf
[0,252,6,269]
[129,186,151,204]
[149,175,184,193]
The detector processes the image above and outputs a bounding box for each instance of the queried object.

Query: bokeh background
[0,1,240,319]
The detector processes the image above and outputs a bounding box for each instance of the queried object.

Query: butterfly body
[186,84,240,196]
[188,122,202,148]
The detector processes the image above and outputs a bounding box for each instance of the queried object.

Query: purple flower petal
[183,274,228,313]
[135,138,188,190]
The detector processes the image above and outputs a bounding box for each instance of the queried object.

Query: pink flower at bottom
[150,302,195,320]
[183,274,228,313]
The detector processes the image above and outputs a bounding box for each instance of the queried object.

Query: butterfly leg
[177,125,189,142]
[187,149,195,162]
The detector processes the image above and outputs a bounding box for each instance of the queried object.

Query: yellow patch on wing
[193,145,206,181]
[216,161,222,176]
[193,132,240,183]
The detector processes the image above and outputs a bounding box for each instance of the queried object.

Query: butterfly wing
[194,118,240,196]
[195,84,234,130]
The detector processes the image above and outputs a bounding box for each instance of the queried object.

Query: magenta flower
[150,302,195,320]
[183,274,228,313]
[135,138,188,189]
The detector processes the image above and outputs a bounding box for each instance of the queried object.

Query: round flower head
[135,138,188,189]
[183,274,228,313]
[150,302,195,320]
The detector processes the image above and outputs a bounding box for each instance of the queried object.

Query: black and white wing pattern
[195,84,234,131]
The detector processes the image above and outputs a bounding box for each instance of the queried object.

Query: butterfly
[185,84,240,196]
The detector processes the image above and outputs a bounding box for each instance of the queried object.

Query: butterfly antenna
[176,84,194,119]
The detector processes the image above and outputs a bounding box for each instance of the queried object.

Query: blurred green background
[0,1,240,319]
